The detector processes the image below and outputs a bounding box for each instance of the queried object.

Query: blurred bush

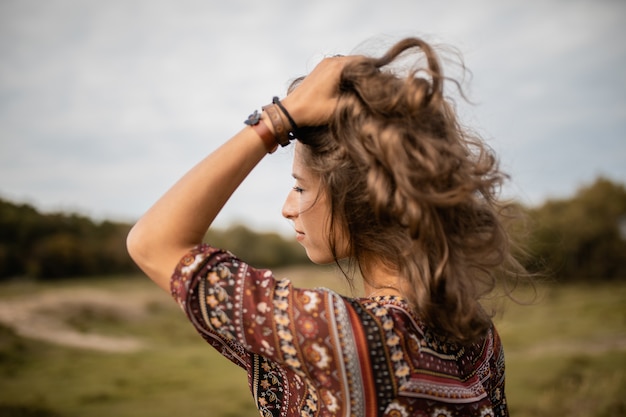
[204,224,310,268]
[0,200,138,279]
[0,199,308,280]
[523,177,626,281]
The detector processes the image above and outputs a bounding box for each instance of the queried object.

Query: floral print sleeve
[170,244,250,368]
[171,244,366,416]
[171,244,509,417]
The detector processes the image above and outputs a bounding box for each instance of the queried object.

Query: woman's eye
[292,186,304,193]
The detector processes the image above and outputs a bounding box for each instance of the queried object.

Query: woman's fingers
[282,55,354,127]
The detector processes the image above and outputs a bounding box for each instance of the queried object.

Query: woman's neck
[360,257,406,298]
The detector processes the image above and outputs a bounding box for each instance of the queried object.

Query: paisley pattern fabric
[171,244,509,417]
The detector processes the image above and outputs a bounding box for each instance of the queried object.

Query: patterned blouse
[171,244,509,417]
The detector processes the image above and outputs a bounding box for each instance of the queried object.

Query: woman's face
[282,142,347,264]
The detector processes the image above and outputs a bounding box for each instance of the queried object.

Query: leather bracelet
[262,103,291,147]
[244,110,278,153]
[252,119,278,153]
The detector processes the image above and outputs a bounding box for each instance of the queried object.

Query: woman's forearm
[127,125,268,291]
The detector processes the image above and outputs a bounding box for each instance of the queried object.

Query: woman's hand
[281,55,354,127]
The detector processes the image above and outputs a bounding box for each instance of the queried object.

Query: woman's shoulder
[346,294,499,356]
[349,295,421,325]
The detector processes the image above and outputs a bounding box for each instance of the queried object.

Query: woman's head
[289,37,525,343]
[281,141,350,265]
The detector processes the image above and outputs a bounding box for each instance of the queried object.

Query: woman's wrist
[253,117,278,153]
[262,103,290,147]
[272,96,299,141]
[244,99,298,153]
[279,95,301,127]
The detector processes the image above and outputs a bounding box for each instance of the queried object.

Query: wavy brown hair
[294,37,527,344]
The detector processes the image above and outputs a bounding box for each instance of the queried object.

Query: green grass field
[0,267,624,417]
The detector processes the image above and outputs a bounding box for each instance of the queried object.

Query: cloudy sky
[1,0,625,236]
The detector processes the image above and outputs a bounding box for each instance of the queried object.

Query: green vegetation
[0,177,625,414]
[0,274,624,417]
[0,200,137,279]
[2,176,626,282]
[524,177,626,281]
[496,283,626,416]
[204,225,310,268]
[0,200,308,280]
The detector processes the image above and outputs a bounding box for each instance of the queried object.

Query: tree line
[0,201,137,279]
[0,200,309,280]
[1,176,625,281]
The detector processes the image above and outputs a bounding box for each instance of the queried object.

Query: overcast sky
[1,0,625,236]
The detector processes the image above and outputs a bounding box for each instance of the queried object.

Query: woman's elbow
[126,224,154,275]
[126,224,144,264]
[126,223,186,292]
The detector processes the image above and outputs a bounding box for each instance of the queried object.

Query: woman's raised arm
[127,56,350,291]
[126,125,268,291]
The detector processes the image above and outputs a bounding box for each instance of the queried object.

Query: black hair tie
[272,96,299,141]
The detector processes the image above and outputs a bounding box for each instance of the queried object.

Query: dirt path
[0,288,159,353]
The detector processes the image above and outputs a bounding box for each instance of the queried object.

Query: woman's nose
[282,191,298,220]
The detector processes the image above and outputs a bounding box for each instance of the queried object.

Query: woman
[127,37,524,417]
